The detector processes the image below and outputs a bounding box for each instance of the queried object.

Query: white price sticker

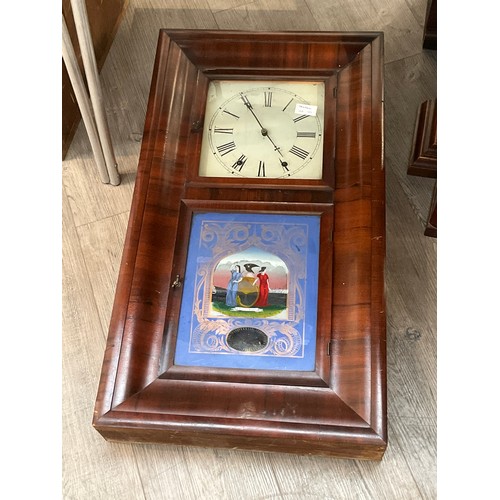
[294,103,317,116]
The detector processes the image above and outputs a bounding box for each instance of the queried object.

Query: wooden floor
[62,1,437,498]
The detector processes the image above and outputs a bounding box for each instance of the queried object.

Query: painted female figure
[253,266,270,307]
[225,264,242,307]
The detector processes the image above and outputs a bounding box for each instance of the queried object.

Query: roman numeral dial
[199,81,325,179]
[216,141,236,156]
[290,145,309,160]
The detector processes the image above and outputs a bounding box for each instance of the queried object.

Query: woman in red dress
[253,267,270,307]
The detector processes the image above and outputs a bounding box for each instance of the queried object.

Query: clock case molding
[93,30,386,460]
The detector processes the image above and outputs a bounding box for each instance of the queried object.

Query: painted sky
[212,247,288,290]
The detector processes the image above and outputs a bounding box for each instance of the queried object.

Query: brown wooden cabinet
[93,30,387,460]
[408,99,437,237]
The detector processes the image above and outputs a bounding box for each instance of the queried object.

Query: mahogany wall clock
[93,30,387,460]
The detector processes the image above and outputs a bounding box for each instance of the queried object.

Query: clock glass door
[173,211,321,371]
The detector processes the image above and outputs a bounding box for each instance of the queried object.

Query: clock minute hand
[241,95,284,157]
[241,95,264,128]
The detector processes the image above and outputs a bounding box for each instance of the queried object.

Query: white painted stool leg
[70,0,121,186]
[62,15,110,184]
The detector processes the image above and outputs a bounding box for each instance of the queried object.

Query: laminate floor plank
[135,446,283,500]
[389,416,437,500]
[306,0,429,63]
[384,50,438,227]
[62,189,146,500]
[213,0,320,31]
[62,0,437,497]
[267,448,421,500]
[384,50,437,425]
[76,212,130,332]
[385,163,437,421]
[62,143,137,228]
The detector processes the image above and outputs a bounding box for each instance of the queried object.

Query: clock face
[198,80,325,179]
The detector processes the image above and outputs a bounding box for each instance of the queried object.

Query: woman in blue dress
[225,264,242,307]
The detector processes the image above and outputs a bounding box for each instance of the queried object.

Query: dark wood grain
[93,29,386,460]
[425,182,437,237]
[407,99,437,178]
[423,0,437,50]
[408,98,437,237]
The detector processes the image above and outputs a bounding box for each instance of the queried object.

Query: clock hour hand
[263,132,284,157]
[241,94,284,157]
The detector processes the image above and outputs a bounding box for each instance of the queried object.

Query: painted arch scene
[210,247,288,319]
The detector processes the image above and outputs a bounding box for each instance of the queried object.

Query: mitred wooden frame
[93,30,386,460]
[408,99,437,178]
[408,98,437,237]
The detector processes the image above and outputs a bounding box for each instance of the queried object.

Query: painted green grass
[212,302,286,317]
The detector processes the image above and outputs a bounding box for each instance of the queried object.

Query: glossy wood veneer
[93,30,386,460]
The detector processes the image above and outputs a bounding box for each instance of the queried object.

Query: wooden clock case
[93,30,387,460]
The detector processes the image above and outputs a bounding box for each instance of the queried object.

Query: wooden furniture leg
[62,15,110,184]
[68,0,120,185]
